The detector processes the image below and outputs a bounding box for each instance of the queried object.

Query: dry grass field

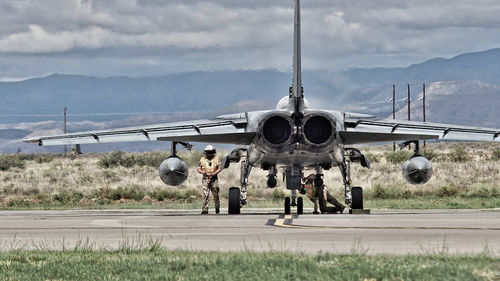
[0,142,499,209]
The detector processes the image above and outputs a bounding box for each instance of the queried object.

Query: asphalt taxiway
[1,208,499,255]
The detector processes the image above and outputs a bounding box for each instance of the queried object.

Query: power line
[0,111,213,117]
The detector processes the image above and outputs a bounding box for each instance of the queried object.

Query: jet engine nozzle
[402,156,433,185]
[303,115,335,145]
[261,115,293,146]
[159,156,189,186]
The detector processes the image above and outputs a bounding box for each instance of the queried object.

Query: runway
[1,208,499,255]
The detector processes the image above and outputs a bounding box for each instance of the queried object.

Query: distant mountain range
[394,80,499,128]
[1,48,499,153]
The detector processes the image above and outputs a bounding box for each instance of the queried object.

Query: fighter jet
[24,0,499,214]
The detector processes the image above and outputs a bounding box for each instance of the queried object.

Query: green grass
[0,249,498,281]
[0,155,25,171]
[365,197,500,209]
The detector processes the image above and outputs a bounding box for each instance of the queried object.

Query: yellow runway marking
[270,213,316,229]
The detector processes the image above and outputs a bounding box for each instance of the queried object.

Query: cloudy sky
[1,0,500,79]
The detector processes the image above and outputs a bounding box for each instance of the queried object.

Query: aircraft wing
[23,114,256,146]
[340,118,500,145]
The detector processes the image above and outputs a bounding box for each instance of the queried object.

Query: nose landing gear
[284,190,303,215]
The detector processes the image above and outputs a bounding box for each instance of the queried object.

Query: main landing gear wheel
[297,197,303,215]
[228,187,241,214]
[284,197,291,215]
[351,186,363,210]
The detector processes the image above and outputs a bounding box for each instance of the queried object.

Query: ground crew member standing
[197,145,221,214]
[301,174,345,214]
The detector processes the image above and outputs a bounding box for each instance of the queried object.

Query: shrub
[365,153,380,163]
[12,153,56,163]
[178,189,200,202]
[462,185,500,198]
[436,185,460,197]
[21,187,40,196]
[372,184,389,199]
[492,150,500,161]
[109,186,145,201]
[98,151,174,168]
[179,150,205,167]
[271,188,285,200]
[97,150,205,169]
[0,155,25,171]
[53,192,74,204]
[421,148,438,161]
[7,198,32,208]
[385,150,413,164]
[97,151,135,168]
[448,146,470,162]
[150,189,174,201]
[92,187,112,199]
[34,154,55,164]
[35,193,52,204]
[371,184,414,199]
[149,188,200,202]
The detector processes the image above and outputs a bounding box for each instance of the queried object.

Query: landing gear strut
[339,159,352,205]
[240,159,252,206]
[224,148,250,215]
[341,148,371,214]
[284,165,304,215]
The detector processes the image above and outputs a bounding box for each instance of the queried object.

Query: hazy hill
[337,48,500,115]
[0,70,291,123]
[1,48,500,152]
[394,81,500,128]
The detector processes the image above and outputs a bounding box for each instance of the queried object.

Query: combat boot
[215,208,220,214]
[334,203,345,214]
[338,205,345,214]
[201,210,208,214]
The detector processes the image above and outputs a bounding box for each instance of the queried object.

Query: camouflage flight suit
[199,155,220,213]
[302,176,344,213]
[317,185,345,213]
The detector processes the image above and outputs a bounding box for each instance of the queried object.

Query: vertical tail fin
[290,0,304,116]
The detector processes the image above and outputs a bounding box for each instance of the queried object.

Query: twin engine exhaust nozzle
[261,113,336,147]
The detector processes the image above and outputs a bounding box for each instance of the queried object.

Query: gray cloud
[1,0,500,77]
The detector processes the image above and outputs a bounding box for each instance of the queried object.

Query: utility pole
[64,107,67,156]
[392,84,396,151]
[407,84,411,121]
[423,83,426,147]
[407,84,411,151]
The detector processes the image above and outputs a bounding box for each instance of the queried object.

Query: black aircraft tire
[228,187,241,214]
[297,197,303,214]
[284,197,291,215]
[351,186,363,210]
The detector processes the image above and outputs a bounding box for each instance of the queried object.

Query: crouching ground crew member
[197,145,221,214]
[301,174,345,214]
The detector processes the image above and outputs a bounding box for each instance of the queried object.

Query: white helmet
[204,145,216,154]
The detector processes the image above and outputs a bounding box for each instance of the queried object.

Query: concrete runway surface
[1,208,500,255]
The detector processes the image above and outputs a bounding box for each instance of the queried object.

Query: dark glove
[299,187,306,195]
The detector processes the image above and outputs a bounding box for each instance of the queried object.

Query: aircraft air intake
[303,115,335,145]
[261,115,293,145]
